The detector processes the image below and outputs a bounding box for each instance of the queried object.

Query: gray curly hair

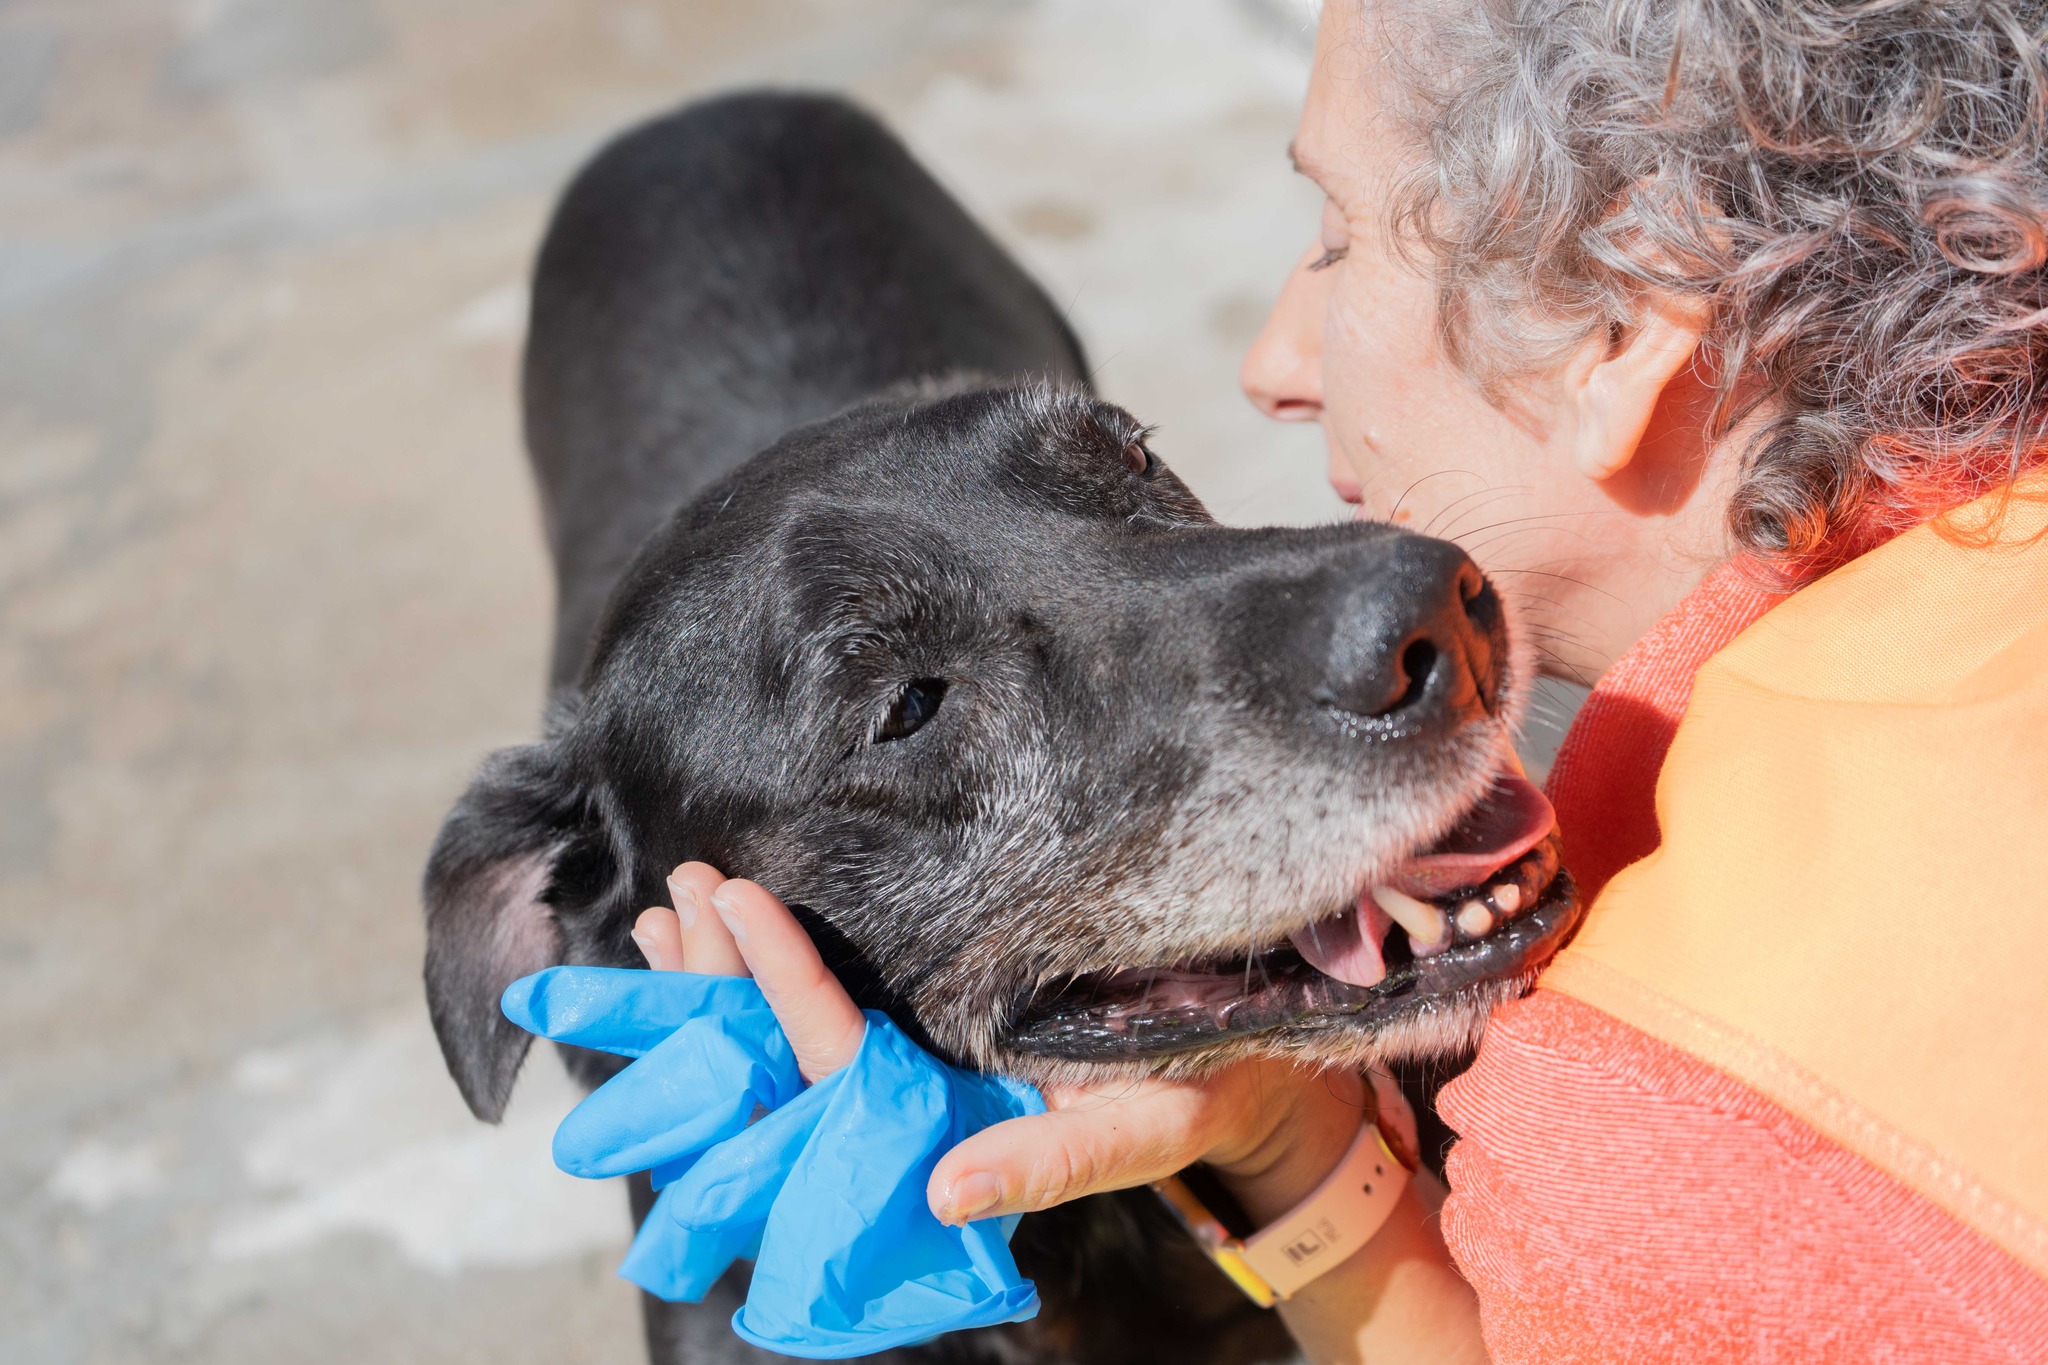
[1385,0,2048,565]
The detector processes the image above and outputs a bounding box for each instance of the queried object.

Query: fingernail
[667,879,699,929]
[630,929,659,968]
[942,1172,1002,1225]
[708,884,746,943]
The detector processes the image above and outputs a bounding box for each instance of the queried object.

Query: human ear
[1568,297,1708,482]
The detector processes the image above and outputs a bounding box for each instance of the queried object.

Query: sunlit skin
[629,4,1765,1360]
[1242,2,1740,685]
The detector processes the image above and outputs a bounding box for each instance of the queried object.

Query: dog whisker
[1389,469,1490,527]
[1430,485,1532,539]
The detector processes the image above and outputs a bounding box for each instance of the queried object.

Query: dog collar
[1153,1070,1418,1307]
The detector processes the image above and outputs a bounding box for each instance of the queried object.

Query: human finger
[667,862,749,977]
[631,906,689,972]
[928,1080,1215,1224]
[707,877,867,1081]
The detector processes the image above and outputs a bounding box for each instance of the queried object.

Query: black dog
[424,92,1577,1365]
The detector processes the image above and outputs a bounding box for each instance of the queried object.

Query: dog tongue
[1388,769,1557,900]
[1289,897,1395,988]
[1287,767,1559,990]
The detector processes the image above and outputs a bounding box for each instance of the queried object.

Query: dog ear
[423,737,606,1121]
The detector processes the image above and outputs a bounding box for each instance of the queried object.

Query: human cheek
[1316,286,1448,519]
[1322,289,1567,540]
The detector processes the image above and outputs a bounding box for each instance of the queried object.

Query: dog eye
[1123,440,1154,476]
[875,678,948,742]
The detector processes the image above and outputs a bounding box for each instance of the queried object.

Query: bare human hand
[629,867,1483,1362]
[630,866,1367,1227]
[930,1059,1368,1228]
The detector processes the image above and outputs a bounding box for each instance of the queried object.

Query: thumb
[928,1081,1213,1224]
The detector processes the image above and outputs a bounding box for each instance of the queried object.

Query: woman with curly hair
[633,0,2048,1357]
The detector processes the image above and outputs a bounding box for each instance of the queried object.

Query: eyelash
[1307,246,1349,272]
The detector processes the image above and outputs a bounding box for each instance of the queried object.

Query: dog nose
[1320,536,1504,724]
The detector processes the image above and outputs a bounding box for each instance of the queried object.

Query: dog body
[425,92,1575,1364]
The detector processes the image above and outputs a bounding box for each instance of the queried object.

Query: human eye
[1307,196,1350,271]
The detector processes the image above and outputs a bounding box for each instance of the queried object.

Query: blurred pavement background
[1,2,1352,1361]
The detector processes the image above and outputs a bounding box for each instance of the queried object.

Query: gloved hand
[502,965,1045,1358]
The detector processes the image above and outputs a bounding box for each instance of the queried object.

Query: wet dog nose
[1320,537,1504,724]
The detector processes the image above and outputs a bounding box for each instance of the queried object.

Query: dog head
[425,383,1576,1118]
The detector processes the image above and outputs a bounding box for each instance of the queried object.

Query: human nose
[1240,242,1327,422]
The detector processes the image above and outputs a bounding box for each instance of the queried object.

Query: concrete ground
[0,3,1575,1362]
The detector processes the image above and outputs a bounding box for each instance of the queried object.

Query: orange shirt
[1440,477,2048,1361]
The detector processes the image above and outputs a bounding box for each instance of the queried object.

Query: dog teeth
[1371,885,1451,957]
[1491,882,1523,915]
[1455,900,1494,938]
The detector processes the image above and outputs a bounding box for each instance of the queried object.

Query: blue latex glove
[502,966,1045,1358]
